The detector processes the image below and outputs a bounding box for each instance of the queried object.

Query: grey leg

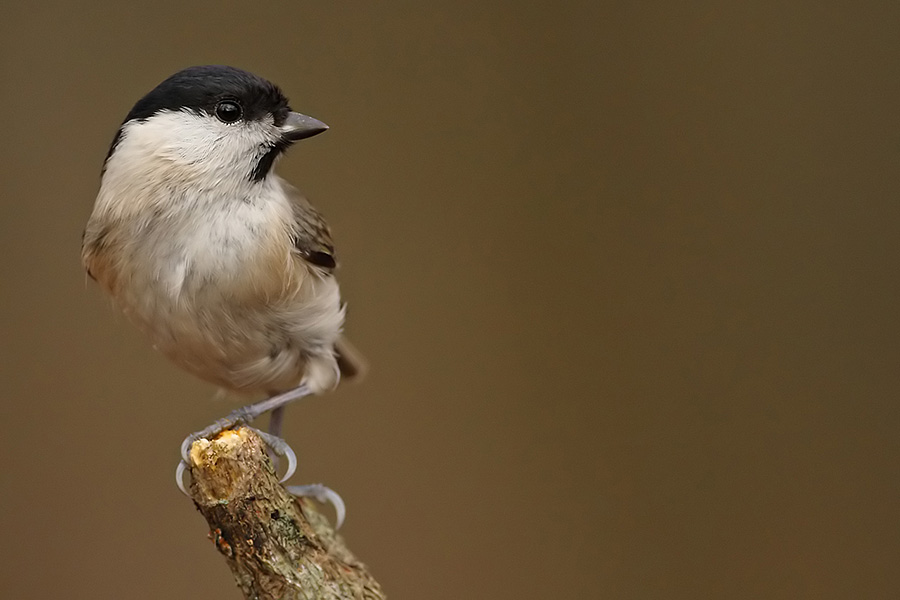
[176,384,312,494]
[179,384,312,462]
[269,405,286,439]
[267,405,287,470]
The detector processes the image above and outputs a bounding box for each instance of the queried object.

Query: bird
[82,65,362,525]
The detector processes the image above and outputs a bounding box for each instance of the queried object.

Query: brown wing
[283,180,337,273]
[281,180,367,380]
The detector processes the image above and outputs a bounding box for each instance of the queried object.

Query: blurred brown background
[1,1,899,598]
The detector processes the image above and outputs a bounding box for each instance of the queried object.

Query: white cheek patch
[114,110,280,183]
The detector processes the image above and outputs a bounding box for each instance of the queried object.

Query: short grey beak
[281,112,329,142]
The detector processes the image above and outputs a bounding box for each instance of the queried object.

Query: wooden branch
[187,427,386,600]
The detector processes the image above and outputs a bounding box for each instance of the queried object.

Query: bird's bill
[281,112,329,141]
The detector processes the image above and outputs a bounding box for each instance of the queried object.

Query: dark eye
[215,100,242,123]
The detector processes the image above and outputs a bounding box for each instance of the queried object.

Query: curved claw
[278,443,297,483]
[180,435,195,464]
[253,428,297,483]
[287,483,347,529]
[175,460,190,496]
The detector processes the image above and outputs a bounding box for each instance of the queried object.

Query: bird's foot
[287,483,347,529]
[174,385,313,494]
[175,425,297,495]
[179,406,255,463]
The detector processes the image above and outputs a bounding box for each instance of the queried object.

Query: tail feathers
[335,336,367,382]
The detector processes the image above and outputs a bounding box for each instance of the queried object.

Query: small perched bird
[82,65,360,523]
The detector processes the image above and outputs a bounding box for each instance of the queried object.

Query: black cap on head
[103,66,323,181]
[123,65,291,126]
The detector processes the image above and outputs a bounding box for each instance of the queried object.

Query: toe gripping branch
[177,426,346,529]
[175,385,345,528]
[176,425,296,494]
